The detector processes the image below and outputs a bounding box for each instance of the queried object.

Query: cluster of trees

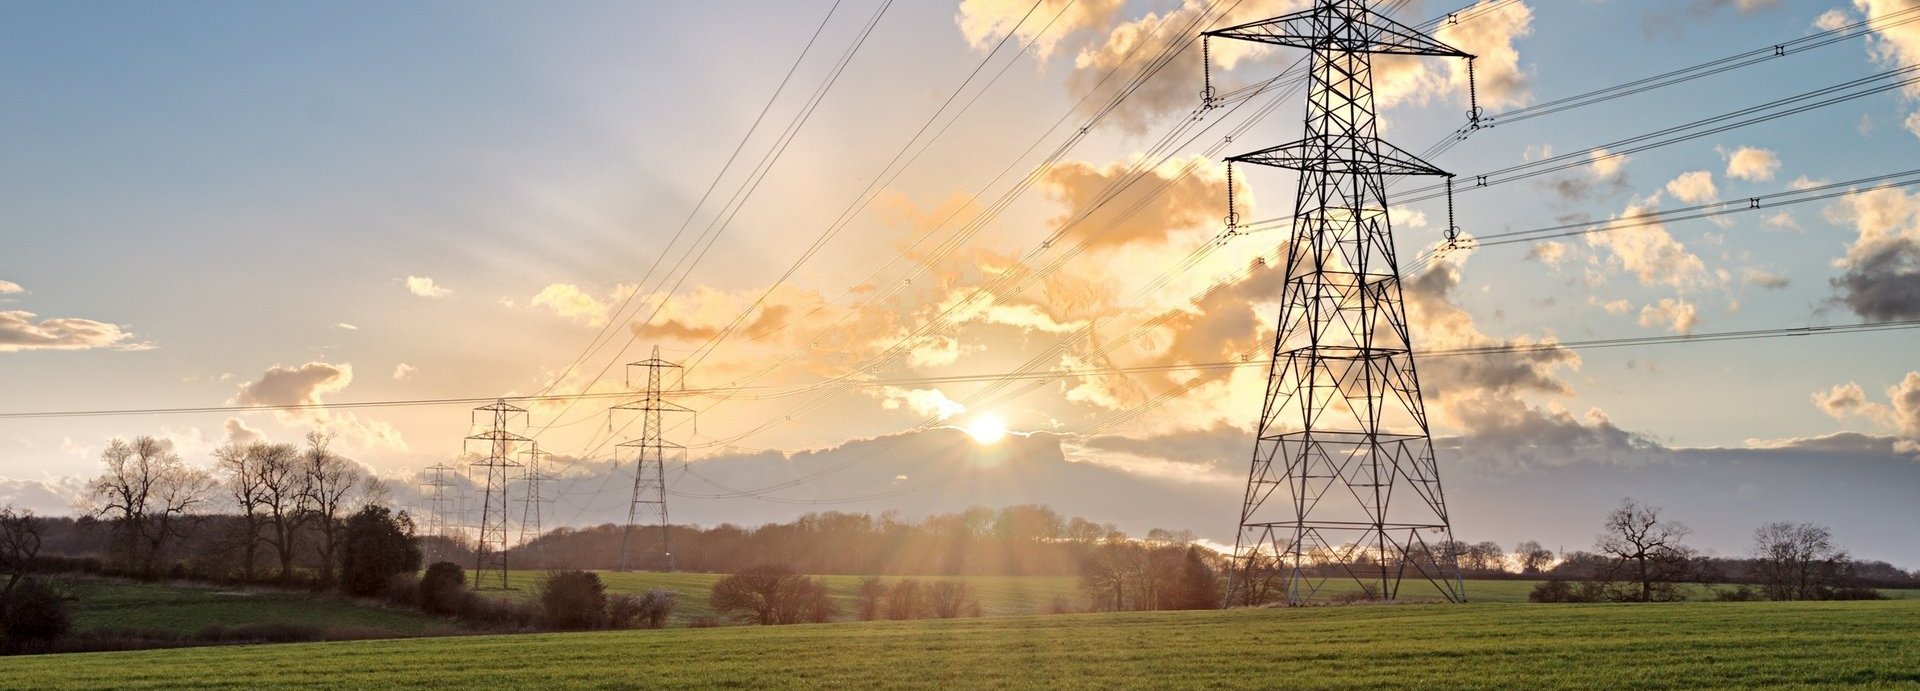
[1078,542,1220,612]
[1,506,70,652]
[514,506,1166,576]
[1531,499,1898,603]
[73,433,390,587]
[852,577,981,620]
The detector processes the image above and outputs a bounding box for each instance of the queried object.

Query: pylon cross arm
[1205,3,1471,58]
[1228,136,1450,177]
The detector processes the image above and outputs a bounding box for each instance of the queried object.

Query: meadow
[64,579,451,637]
[5,599,1916,689]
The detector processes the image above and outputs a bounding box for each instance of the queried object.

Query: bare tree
[1,505,42,597]
[1513,540,1555,575]
[924,580,980,618]
[299,432,366,587]
[1461,542,1508,573]
[87,436,213,575]
[1751,521,1847,601]
[1597,498,1697,602]
[709,564,838,625]
[216,442,268,581]
[251,441,308,583]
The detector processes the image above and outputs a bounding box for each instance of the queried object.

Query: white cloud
[1638,298,1700,334]
[956,0,1124,59]
[1741,268,1790,289]
[1665,171,1718,204]
[531,283,610,326]
[0,310,143,353]
[1585,200,1714,291]
[1816,8,1851,31]
[0,280,21,295]
[878,386,966,420]
[405,275,451,298]
[1722,146,1781,182]
[393,363,416,381]
[335,322,359,331]
[234,362,405,450]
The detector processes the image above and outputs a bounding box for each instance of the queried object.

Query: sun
[963,414,1007,444]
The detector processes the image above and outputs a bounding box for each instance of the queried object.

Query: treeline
[508,506,1198,576]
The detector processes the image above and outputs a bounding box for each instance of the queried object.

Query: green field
[5,600,1916,689]
[66,580,453,637]
[485,570,1084,624]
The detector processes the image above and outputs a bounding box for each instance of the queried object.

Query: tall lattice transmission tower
[614,346,689,572]
[517,443,554,568]
[1209,0,1476,605]
[465,399,527,590]
[419,461,459,563]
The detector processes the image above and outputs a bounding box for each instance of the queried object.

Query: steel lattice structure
[1211,0,1473,606]
[419,461,459,563]
[465,399,528,590]
[615,346,689,572]
[517,442,554,567]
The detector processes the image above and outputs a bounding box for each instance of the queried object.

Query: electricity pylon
[1209,0,1475,606]
[518,443,554,568]
[465,399,527,590]
[419,462,459,563]
[614,346,690,572]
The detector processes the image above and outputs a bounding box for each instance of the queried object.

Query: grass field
[66,580,452,636]
[484,570,1084,625]
[5,599,1916,689]
[480,571,1917,625]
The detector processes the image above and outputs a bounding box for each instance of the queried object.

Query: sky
[2,0,1919,564]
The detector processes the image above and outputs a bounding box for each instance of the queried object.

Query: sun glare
[963,414,1007,444]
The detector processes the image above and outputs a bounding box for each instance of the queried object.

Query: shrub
[1712,585,1765,602]
[710,564,839,625]
[924,580,980,619]
[419,561,466,615]
[635,589,676,628]
[536,570,607,630]
[340,506,423,597]
[855,576,887,621]
[1,578,73,644]
[1824,586,1888,601]
[884,578,924,620]
[384,573,421,608]
[1529,578,1607,603]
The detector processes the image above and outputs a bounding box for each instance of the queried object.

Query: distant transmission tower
[517,443,554,568]
[1210,0,1475,605]
[420,462,459,562]
[614,346,689,572]
[465,399,528,590]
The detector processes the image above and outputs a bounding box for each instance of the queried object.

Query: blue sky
[2,0,1918,562]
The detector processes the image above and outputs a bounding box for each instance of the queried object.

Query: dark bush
[340,506,423,597]
[384,573,420,609]
[1824,586,1888,601]
[536,570,607,630]
[1529,578,1606,603]
[854,576,886,621]
[608,589,676,629]
[1,578,73,644]
[419,562,466,615]
[1712,585,1765,602]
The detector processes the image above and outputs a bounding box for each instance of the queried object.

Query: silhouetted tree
[86,436,215,576]
[1166,546,1221,610]
[299,432,366,587]
[339,505,422,597]
[1750,521,1848,601]
[1513,540,1555,575]
[0,506,42,598]
[1597,498,1698,602]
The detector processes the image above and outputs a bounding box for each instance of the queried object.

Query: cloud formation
[1585,199,1713,291]
[1665,171,1718,204]
[1826,186,1920,320]
[956,0,1125,59]
[1638,297,1700,334]
[1722,146,1781,182]
[1039,154,1230,251]
[234,362,405,450]
[0,311,142,353]
[1812,371,1920,454]
[531,283,612,326]
[405,276,450,298]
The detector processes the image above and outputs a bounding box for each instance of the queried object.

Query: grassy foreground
[6,600,1916,689]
